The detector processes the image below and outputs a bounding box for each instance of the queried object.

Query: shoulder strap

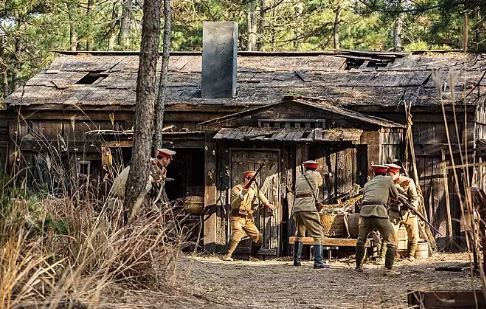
[302,171,318,202]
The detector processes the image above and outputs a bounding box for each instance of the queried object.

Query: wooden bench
[289,236,372,247]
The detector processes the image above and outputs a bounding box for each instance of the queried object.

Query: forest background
[1,0,485,101]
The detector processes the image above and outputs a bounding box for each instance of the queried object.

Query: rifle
[238,163,265,216]
[243,163,265,189]
[397,193,443,237]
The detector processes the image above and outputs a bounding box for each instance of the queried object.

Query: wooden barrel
[347,213,360,238]
[183,196,204,215]
[319,213,346,237]
[415,241,429,259]
[397,226,408,251]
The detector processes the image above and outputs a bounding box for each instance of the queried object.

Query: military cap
[157,148,176,159]
[243,171,256,178]
[303,160,319,170]
[385,163,401,173]
[371,164,389,174]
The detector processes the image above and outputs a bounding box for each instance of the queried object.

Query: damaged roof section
[5,51,486,109]
[213,126,363,143]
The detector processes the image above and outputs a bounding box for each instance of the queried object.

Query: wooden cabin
[2,47,485,254]
[200,97,404,255]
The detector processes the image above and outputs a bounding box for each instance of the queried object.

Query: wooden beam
[203,139,218,252]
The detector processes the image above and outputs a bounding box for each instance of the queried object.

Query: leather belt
[295,193,314,198]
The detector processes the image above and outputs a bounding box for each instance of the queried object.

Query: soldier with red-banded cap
[150,148,176,204]
[222,170,275,261]
[110,148,176,203]
[292,160,329,269]
[386,162,420,261]
[355,164,399,275]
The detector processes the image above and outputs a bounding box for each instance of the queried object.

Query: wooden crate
[408,289,486,308]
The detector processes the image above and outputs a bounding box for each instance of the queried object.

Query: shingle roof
[5,50,486,109]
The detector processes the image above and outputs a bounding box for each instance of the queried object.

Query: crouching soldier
[355,164,399,275]
[386,163,420,261]
[222,171,275,261]
[292,160,329,269]
[149,148,176,205]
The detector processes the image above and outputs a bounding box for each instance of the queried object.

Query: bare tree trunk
[119,0,133,49]
[463,11,468,52]
[107,3,118,50]
[393,0,404,52]
[293,2,303,49]
[333,4,341,50]
[123,0,162,223]
[0,35,8,97]
[11,37,21,93]
[67,2,78,51]
[86,0,95,50]
[256,0,266,51]
[154,0,172,152]
[247,0,257,51]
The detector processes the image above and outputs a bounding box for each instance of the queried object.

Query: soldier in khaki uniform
[150,148,176,204]
[386,163,420,260]
[355,165,399,274]
[222,171,275,261]
[111,148,176,202]
[292,160,328,269]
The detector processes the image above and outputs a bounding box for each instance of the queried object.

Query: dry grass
[0,186,188,308]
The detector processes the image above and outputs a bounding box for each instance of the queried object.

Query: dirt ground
[113,252,483,308]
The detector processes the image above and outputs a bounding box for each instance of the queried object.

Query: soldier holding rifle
[292,160,329,269]
[355,164,400,275]
[222,167,275,261]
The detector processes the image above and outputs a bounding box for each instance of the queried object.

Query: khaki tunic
[292,170,323,214]
[389,176,419,245]
[357,175,399,247]
[360,175,398,218]
[110,166,153,198]
[228,184,270,244]
[292,170,323,244]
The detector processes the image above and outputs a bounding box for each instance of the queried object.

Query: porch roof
[213,126,363,143]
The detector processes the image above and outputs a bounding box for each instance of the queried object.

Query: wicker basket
[347,213,360,238]
[319,212,346,237]
[183,196,204,215]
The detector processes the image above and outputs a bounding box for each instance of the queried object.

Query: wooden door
[230,149,281,256]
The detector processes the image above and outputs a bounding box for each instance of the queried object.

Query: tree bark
[154,0,172,152]
[123,0,162,223]
[333,4,341,50]
[247,0,257,51]
[119,0,133,49]
[256,0,266,51]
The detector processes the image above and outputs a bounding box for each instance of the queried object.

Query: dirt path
[167,253,482,309]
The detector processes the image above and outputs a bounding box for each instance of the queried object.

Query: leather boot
[355,245,367,272]
[293,241,303,266]
[384,245,397,270]
[251,241,262,258]
[379,241,387,261]
[407,242,417,261]
[313,245,330,269]
[222,239,239,261]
